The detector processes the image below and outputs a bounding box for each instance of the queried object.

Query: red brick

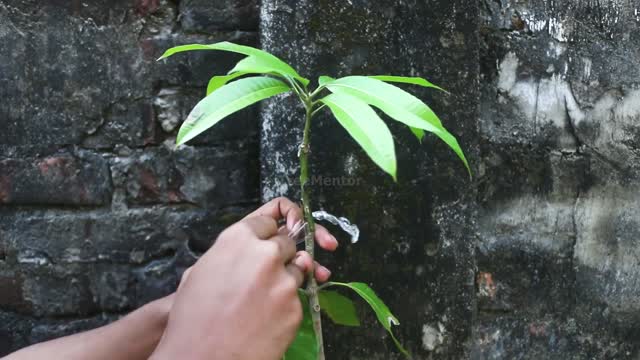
[0,151,112,206]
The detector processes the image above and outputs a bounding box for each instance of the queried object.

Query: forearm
[4,294,172,360]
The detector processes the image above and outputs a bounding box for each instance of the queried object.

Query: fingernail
[331,235,339,247]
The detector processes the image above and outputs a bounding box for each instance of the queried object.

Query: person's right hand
[150,200,325,360]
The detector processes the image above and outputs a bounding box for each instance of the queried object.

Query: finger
[242,215,279,239]
[314,224,338,251]
[269,233,297,263]
[285,263,305,288]
[292,251,313,273]
[246,197,303,231]
[314,261,332,283]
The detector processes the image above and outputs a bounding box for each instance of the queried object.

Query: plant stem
[300,101,325,360]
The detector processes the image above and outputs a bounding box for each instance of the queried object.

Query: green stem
[309,85,326,99]
[300,100,325,360]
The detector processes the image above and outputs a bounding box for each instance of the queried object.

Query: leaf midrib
[324,99,391,163]
[327,83,444,134]
[199,83,288,124]
[329,282,397,329]
[179,81,290,144]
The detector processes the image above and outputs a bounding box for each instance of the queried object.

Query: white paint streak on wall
[497,52,585,151]
[520,12,569,42]
[582,58,592,81]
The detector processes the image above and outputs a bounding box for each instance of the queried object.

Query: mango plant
[158,42,469,360]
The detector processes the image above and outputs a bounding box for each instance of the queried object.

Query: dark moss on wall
[260,1,479,358]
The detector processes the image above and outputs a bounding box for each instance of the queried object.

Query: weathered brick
[0,2,153,146]
[153,88,259,144]
[2,209,178,264]
[0,1,256,147]
[131,258,180,307]
[0,0,263,353]
[21,265,99,317]
[147,31,258,88]
[0,206,251,265]
[110,143,259,206]
[180,0,259,32]
[0,271,30,313]
[0,311,35,356]
[15,261,172,317]
[82,101,159,149]
[0,150,112,206]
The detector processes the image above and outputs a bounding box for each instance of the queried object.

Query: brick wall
[0,0,260,354]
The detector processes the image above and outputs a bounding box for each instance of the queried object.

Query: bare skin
[3,294,174,360]
[3,197,337,360]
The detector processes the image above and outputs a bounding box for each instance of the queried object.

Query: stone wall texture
[1,0,640,359]
[0,0,260,354]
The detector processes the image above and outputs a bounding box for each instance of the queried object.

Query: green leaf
[318,75,335,87]
[177,76,290,145]
[206,72,250,95]
[409,127,425,142]
[324,76,470,176]
[283,291,318,360]
[157,42,309,86]
[369,75,446,142]
[229,56,280,76]
[369,75,448,93]
[320,93,397,180]
[318,290,360,327]
[327,282,410,357]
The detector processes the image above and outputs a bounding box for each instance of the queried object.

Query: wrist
[140,293,174,332]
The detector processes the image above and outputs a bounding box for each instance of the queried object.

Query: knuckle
[217,222,248,245]
[264,217,278,232]
[273,196,288,204]
[259,241,280,263]
[236,220,254,234]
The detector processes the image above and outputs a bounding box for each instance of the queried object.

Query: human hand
[244,197,338,282]
[150,197,338,360]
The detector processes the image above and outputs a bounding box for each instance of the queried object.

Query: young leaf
[324,76,470,175]
[327,282,410,357]
[318,75,335,87]
[318,290,360,327]
[206,72,250,95]
[229,56,280,77]
[283,291,318,360]
[409,127,425,142]
[368,76,450,143]
[177,77,290,146]
[157,42,309,86]
[368,75,448,93]
[320,93,397,180]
